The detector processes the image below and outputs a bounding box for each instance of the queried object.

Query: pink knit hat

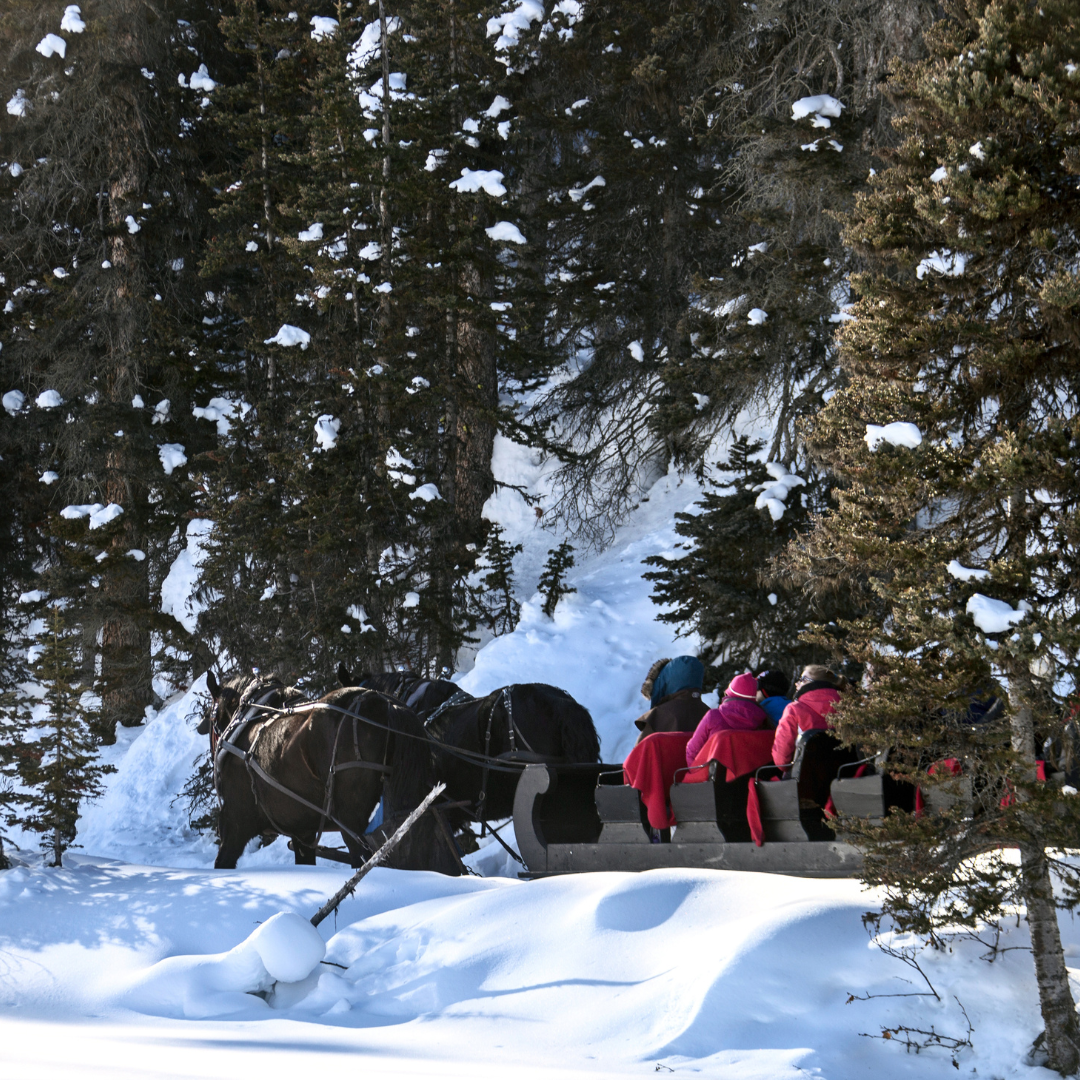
[725,673,759,700]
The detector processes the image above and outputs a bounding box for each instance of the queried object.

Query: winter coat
[634,689,709,743]
[759,695,791,727]
[771,686,841,767]
[685,697,769,766]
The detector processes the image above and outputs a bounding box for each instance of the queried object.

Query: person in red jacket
[685,672,769,766]
[771,665,849,768]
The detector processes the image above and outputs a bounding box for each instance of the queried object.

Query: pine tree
[472,522,522,635]
[538,541,576,618]
[15,603,113,866]
[644,436,839,688]
[800,1,1080,1069]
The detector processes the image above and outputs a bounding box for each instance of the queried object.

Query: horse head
[337,662,374,688]
[198,671,283,740]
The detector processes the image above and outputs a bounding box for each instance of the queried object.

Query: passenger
[754,669,791,728]
[633,656,708,742]
[771,665,849,768]
[685,673,769,766]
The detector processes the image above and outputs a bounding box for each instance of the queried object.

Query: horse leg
[215,813,255,870]
[343,832,374,868]
[292,833,318,865]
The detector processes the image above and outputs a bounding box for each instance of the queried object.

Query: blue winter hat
[647,656,705,706]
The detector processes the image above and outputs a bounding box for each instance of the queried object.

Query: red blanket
[623,729,775,831]
[623,732,691,829]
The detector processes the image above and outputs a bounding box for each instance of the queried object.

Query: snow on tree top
[791,94,843,128]
[60,5,85,33]
[264,324,311,349]
[947,560,990,582]
[487,0,544,51]
[450,169,506,197]
[313,415,340,451]
[310,16,338,40]
[36,34,67,60]
[966,593,1031,634]
[864,422,922,450]
[486,221,527,244]
[410,483,441,502]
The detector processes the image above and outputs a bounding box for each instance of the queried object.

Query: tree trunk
[1020,843,1080,1074]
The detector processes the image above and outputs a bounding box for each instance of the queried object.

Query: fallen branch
[311,782,446,927]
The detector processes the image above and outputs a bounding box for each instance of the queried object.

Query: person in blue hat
[633,656,709,742]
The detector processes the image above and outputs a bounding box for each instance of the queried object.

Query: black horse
[199,671,458,874]
[339,666,601,824]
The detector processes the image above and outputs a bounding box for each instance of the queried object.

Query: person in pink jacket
[685,673,769,766]
[771,665,848,768]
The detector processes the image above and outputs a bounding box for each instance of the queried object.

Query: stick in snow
[310,781,446,927]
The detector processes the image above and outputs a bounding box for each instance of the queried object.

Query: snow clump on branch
[864,423,922,450]
[791,94,843,128]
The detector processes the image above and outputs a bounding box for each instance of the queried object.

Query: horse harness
[214,688,391,847]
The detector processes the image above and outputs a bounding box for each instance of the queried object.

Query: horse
[338,667,601,825]
[199,671,459,874]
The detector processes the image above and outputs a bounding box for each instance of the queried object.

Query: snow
[409,483,441,502]
[60,5,85,33]
[487,0,544,51]
[628,340,644,362]
[791,94,843,128]
[61,502,123,529]
[158,443,188,475]
[132,394,145,408]
[752,462,805,522]
[568,175,605,202]
[917,249,969,279]
[298,222,324,242]
[865,422,923,450]
[967,593,1031,634]
[264,324,311,349]
[450,169,506,197]
[402,591,420,608]
[161,519,213,633]
[485,95,512,118]
[2,426,1072,1080]
[188,64,216,92]
[310,16,338,40]
[152,398,170,424]
[970,141,986,161]
[36,34,67,59]
[124,214,140,234]
[6,89,29,118]
[930,165,948,182]
[349,19,401,70]
[40,471,59,485]
[3,389,25,415]
[35,389,64,408]
[485,221,527,244]
[746,307,767,325]
[347,603,375,632]
[313,414,341,451]
[947,560,990,582]
[193,395,250,436]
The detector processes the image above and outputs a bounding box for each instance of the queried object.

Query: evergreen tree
[0,0,229,738]
[538,541,575,618]
[15,603,113,866]
[801,0,1080,1069]
[644,436,838,688]
[472,522,521,635]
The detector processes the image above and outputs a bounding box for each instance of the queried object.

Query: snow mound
[864,422,922,450]
[60,5,85,33]
[450,169,506,197]
[36,389,63,408]
[265,324,311,349]
[123,911,325,1020]
[967,593,1031,634]
[36,34,67,59]
[3,389,25,415]
[158,443,187,475]
[485,221,526,244]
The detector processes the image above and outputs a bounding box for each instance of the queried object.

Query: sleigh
[511,730,942,878]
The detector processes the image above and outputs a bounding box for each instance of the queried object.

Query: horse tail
[558,695,601,763]
[506,684,600,763]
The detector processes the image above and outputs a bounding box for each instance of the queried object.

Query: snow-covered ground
[1,438,1069,1078]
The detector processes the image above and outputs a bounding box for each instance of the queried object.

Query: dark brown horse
[199,672,458,874]
[340,668,601,825]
